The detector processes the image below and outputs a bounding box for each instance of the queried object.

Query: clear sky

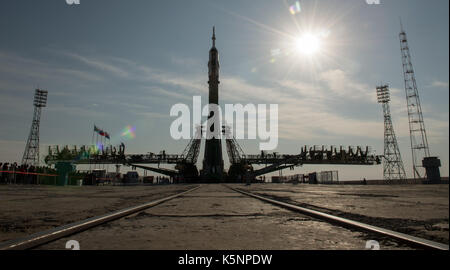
[0,0,448,180]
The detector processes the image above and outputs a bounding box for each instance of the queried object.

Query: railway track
[227,186,449,250]
[0,186,201,250]
[0,184,447,250]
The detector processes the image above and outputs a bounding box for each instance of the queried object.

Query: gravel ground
[0,184,197,242]
[239,183,449,244]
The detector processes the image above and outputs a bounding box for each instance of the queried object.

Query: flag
[99,131,105,136]
[94,125,101,132]
[105,132,110,140]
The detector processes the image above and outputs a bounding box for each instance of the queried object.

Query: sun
[295,33,322,56]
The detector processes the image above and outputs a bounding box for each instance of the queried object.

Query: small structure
[55,162,75,186]
[422,157,441,183]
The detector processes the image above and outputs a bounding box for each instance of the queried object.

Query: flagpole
[102,134,104,170]
[90,124,95,172]
[96,132,99,170]
[106,133,110,173]
[92,124,96,145]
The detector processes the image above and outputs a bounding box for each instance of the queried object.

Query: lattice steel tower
[399,24,430,179]
[376,85,406,181]
[22,89,48,166]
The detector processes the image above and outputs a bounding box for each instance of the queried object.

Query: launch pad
[44,28,381,183]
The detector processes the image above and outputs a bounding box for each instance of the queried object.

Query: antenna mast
[399,23,430,179]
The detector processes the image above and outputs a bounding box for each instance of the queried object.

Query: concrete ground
[0,184,447,250]
[0,184,197,242]
[239,183,449,244]
[39,185,408,250]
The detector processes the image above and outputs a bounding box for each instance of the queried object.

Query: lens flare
[96,142,104,151]
[289,1,301,15]
[271,48,281,57]
[121,126,136,140]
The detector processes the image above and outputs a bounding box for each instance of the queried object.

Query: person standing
[4,163,10,184]
[11,163,17,184]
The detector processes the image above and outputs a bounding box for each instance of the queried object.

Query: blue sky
[0,0,448,180]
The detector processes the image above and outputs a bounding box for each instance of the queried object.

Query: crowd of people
[0,162,57,185]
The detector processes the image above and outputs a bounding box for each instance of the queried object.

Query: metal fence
[272,171,339,184]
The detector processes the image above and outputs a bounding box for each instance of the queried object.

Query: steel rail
[227,186,449,250]
[0,185,201,250]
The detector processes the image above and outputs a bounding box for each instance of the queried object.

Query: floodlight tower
[376,85,406,181]
[399,24,436,180]
[22,89,48,166]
